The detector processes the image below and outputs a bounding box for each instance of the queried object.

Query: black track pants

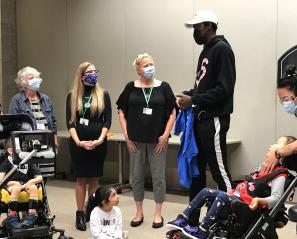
[190,115,233,201]
[188,115,233,225]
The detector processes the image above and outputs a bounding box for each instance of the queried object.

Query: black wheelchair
[166,169,297,239]
[0,114,72,239]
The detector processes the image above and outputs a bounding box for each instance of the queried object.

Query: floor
[44,179,296,239]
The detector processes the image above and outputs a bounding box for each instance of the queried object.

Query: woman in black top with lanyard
[66,62,112,231]
[117,53,176,229]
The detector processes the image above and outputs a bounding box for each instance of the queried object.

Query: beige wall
[15,0,297,176]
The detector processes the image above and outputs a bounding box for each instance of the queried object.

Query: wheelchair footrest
[8,225,52,238]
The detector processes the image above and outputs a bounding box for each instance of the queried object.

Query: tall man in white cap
[176,10,236,221]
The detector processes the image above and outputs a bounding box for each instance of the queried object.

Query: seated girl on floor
[88,186,123,239]
[167,136,296,239]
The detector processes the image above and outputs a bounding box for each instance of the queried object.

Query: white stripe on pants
[214,117,232,192]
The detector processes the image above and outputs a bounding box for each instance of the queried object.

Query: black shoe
[6,216,21,230]
[21,214,37,228]
[130,217,144,227]
[152,216,164,229]
[76,210,86,231]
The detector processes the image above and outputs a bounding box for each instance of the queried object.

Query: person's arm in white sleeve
[265,175,286,209]
[114,208,123,239]
[249,176,286,210]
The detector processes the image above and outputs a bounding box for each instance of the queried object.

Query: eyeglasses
[279,95,296,103]
[83,69,99,75]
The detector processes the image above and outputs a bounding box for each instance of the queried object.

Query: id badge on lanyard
[142,83,154,116]
[80,95,92,126]
[79,118,89,126]
[143,107,152,115]
[37,123,46,130]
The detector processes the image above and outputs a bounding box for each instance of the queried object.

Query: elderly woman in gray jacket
[8,66,57,176]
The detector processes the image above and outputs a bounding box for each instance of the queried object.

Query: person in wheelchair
[0,138,43,230]
[167,136,295,239]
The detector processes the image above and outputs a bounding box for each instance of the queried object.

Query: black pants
[188,115,233,224]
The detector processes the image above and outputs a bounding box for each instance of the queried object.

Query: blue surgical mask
[143,65,156,79]
[282,100,297,114]
[83,72,98,86]
[28,78,42,91]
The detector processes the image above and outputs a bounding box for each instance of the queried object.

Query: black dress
[66,87,112,178]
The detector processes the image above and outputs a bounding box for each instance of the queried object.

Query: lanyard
[141,81,154,107]
[81,95,92,118]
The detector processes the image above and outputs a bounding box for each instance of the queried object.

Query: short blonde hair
[15,66,42,90]
[133,53,153,69]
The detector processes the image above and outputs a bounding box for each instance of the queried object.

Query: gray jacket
[8,91,57,134]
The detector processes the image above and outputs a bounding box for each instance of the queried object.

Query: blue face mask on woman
[83,72,98,86]
[28,78,42,91]
[282,100,297,114]
[143,65,156,79]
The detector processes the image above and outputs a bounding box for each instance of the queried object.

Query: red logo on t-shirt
[248,182,255,192]
[196,58,209,87]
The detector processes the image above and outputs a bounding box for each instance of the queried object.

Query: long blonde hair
[69,62,105,125]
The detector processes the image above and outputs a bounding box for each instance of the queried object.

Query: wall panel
[15,0,296,177]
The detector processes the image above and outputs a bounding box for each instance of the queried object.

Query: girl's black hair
[95,186,114,207]
[85,185,115,222]
[277,64,297,95]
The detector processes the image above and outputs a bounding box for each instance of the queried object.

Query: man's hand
[175,93,192,109]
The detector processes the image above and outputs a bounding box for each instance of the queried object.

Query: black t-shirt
[0,157,41,182]
[116,81,176,143]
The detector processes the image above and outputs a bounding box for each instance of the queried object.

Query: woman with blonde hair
[66,62,112,231]
[117,53,176,229]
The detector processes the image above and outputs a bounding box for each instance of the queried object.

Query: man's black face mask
[193,28,205,45]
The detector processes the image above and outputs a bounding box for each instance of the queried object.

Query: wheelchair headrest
[0,114,33,139]
[288,205,297,222]
[11,130,55,165]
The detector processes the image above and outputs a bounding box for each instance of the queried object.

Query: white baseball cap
[185,10,218,28]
